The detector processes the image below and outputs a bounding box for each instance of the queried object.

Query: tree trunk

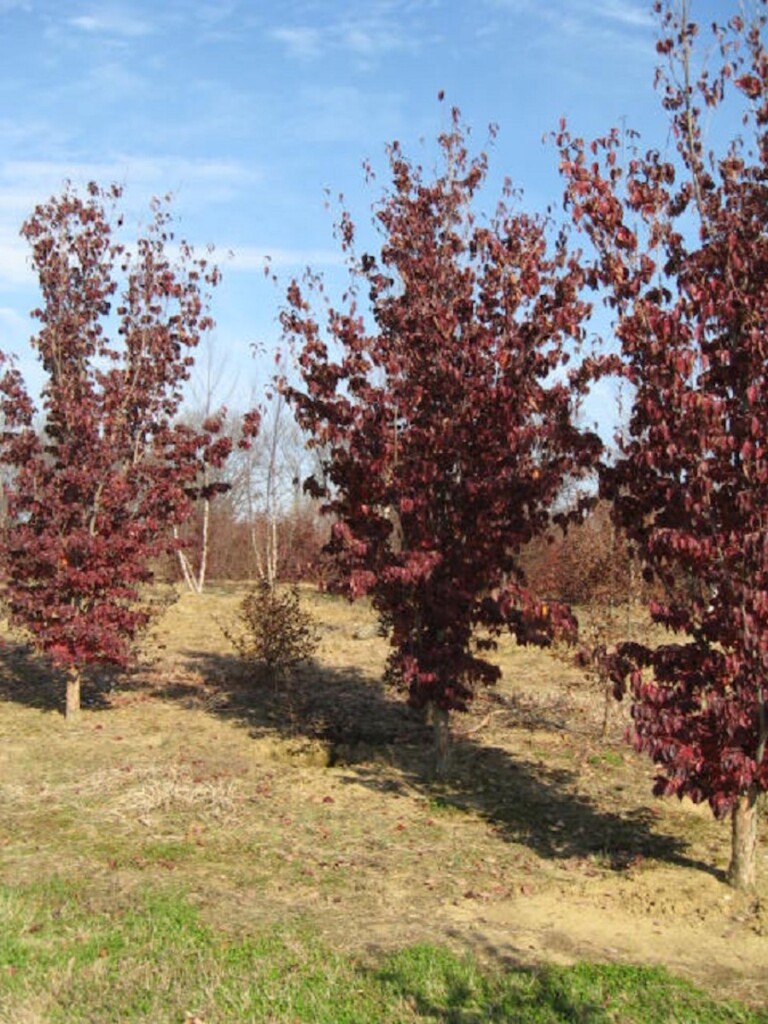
[432,704,451,779]
[174,526,199,593]
[727,788,759,890]
[197,497,210,593]
[65,666,81,723]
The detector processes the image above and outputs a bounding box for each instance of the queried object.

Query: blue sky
[0,0,728,418]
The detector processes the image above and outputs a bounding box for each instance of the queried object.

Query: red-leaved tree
[0,182,238,720]
[558,0,768,887]
[282,110,602,765]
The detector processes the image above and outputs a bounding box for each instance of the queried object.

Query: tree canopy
[283,110,601,744]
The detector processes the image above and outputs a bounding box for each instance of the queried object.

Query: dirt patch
[0,585,766,1007]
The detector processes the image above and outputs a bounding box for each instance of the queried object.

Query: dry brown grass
[0,583,766,1007]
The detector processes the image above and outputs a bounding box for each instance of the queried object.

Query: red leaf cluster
[283,111,601,712]
[0,184,229,681]
[559,3,768,820]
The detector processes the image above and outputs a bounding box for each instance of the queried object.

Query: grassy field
[1,584,766,1022]
[1,883,764,1023]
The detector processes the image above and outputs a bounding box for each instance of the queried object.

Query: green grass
[0,881,765,1024]
[588,751,624,768]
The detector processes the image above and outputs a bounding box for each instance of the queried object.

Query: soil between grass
[0,584,766,1010]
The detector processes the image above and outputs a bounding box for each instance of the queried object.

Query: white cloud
[271,5,420,65]
[594,0,655,30]
[0,229,33,287]
[485,0,653,36]
[226,245,344,271]
[194,1,238,28]
[0,155,264,293]
[484,0,534,10]
[270,26,323,59]
[341,24,408,57]
[0,305,32,336]
[286,84,403,145]
[68,10,155,37]
[83,59,151,100]
[0,156,260,203]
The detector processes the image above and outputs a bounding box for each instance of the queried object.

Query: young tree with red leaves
[0,182,240,721]
[558,1,768,888]
[282,110,602,767]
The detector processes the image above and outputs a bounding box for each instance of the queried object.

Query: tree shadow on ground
[162,647,715,880]
[369,952,616,1024]
[0,640,132,714]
